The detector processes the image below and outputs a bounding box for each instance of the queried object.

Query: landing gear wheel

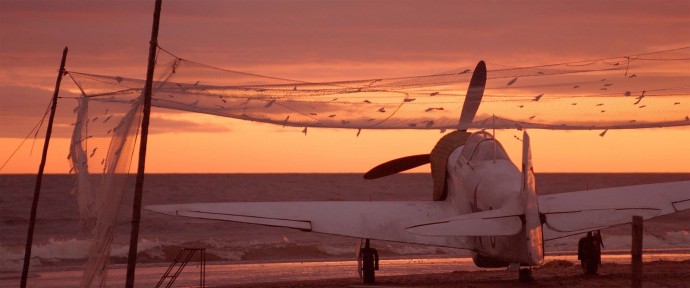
[519,268,533,282]
[359,239,379,284]
[362,258,375,284]
[581,255,599,275]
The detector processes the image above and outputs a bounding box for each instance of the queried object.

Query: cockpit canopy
[460,131,510,163]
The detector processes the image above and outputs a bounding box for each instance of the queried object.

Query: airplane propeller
[363,154,431,179]
[363,61,487,179]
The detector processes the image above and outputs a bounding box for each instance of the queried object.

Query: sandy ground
[220,260,690,288]
[3,255,689,287]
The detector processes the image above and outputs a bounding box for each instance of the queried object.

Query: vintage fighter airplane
[146,61,690,282]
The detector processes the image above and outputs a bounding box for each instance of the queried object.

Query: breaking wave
[0,236,457,272]
[3,230,688,272]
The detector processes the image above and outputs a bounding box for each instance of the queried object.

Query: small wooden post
[20,47,68,288]
[631,215,643,288]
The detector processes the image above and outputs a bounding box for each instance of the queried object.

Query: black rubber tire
[519,268,533,282]
[581,257,599,275]
[362,257,375,284]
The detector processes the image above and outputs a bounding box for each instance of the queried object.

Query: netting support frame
[125,0,163,287]
[20,46,69,288]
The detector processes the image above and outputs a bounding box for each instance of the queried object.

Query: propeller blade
[364,61,486,181]
[458,60,487,131]
[363,154,430,179]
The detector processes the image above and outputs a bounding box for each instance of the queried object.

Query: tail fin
[522,131,544,266]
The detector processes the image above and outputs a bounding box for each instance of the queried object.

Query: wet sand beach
[220,259,690,288]
[3,253,689,287]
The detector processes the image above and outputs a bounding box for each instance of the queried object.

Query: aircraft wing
[147,201,458,246]
[539,181,690,240]
[405,207,523,236]
[146,200,516,248]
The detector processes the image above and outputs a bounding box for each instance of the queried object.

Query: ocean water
[1,173,689,275]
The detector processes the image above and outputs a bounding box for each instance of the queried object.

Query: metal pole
[125,0,162,286]
[20,46,68,288]
[631,215,643,288]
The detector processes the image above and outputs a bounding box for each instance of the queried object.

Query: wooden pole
[631,215,643,288]
[125,0,162,286]
[20,47,68,288]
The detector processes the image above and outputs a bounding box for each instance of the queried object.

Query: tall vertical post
[631,215,643,288]
[20,47,68,288]
[125,0,162,286]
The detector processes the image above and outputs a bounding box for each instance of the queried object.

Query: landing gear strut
[358,239,379,284]
[508,263,533,282]
[519,268,533,282]
[578,231,602,275]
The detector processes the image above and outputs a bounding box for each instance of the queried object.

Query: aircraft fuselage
[445,131,542,267]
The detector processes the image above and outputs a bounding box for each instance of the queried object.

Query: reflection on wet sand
[4,251,688,288]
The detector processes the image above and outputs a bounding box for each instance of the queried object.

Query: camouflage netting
[64,46,689,287]
[69,46,690,135]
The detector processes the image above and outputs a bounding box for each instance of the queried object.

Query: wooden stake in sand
[631,215,643,288]
[20,46,68,288]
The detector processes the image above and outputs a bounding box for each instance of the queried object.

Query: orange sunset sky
[1,0,689,174]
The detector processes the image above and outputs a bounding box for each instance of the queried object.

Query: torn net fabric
[65,47,690,286]
[67,87,142,287]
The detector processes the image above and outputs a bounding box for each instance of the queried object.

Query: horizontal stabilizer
[544,208,660,233]
[406,209,522,236]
